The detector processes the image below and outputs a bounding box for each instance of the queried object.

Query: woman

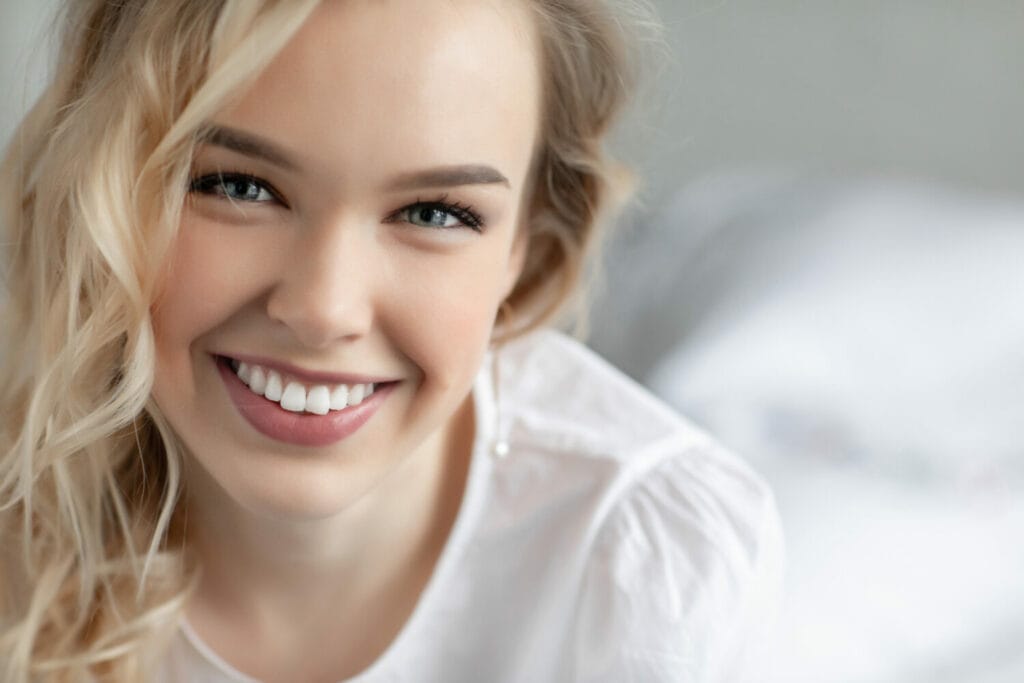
[0,0,782,681]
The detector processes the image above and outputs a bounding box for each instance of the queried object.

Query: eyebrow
[386,165,510,191]
[198,124,510,190]
[199,125,298,170]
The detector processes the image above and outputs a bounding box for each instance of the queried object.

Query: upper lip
[215,353,398,386]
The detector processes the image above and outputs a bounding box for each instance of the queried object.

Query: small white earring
[490,342,510,460]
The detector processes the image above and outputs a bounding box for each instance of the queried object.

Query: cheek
[152,218,271,352]
[388,245,510,388]
[150,230,214,406]
[151,220,272,408]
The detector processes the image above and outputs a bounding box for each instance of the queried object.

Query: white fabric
[156,329,783,683]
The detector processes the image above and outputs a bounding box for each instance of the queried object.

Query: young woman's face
[151,0,539,518]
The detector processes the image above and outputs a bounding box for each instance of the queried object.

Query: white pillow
[638,174,1024,483]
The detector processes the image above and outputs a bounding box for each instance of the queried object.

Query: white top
[156,330,784,683]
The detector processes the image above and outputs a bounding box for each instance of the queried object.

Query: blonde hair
[500,1,648,339]
[0,0,650,679]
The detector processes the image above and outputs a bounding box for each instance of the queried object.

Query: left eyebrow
[386,165,511,191]
[197,124,298,171]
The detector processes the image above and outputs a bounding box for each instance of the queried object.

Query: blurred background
[3,2,1022,682]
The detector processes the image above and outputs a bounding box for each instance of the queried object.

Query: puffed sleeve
[570,438,785,682]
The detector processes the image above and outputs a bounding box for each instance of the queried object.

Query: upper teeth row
[231,360,376,415]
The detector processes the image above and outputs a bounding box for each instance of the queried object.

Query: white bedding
[590,171,1024,683]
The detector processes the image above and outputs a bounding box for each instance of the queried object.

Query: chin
[191,443,390,523]
[236,470,371,522]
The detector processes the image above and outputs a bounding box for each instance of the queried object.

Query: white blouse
[157,329,784,682]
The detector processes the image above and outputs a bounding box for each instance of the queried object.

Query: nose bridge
[266,215,375,348]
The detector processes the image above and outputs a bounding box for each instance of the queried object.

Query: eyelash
[189,171,286,206]
[187,171,485,232]
[385,195,484,232]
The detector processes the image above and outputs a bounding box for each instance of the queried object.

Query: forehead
[215,0,542,191]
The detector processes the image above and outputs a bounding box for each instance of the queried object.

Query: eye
[392,200,484,232]
[189,172,280,204]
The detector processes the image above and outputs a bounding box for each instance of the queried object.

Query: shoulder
[568,434,784,682]
[494,330,779,552]
[497,328,703,462]
[466,330,783,680]
[492,332,783,681]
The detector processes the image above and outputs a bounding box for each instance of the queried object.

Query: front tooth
[329,385,349,410]
[249,366,267,394]
[280,382,306,412]
[306,385,330,415]
[347,384,366,406]
[264,371,283,401]
[237,362,252,385]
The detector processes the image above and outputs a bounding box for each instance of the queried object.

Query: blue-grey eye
[190,173,277,203]
[395,201,483,231]
[404,205,461,228]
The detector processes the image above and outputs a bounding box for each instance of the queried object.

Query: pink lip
[215,356,394,447]
[219,352,396,386]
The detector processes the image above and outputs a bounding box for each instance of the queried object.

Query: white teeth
[347,384,365,406]
[264,371,283,401]
[306,385,331,415]
[249,366,267,394]
[329,385,349,411]
[229,359,381,414]
[280,382,307,413]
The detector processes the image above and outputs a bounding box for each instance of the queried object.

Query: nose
[265,220,375,349]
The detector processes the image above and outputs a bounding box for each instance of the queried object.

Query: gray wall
[0,1,57,153]
[2,0,1023,207]
[620,0,1024,207]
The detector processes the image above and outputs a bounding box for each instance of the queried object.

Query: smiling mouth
[215,355,391,416]
[214,354,395,447]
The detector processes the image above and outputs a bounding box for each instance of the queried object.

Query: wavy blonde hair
[0,0,649,679]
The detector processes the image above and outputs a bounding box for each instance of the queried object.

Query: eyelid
[385,196,485,232]
[188,170,289,207]
[187,174,484,231]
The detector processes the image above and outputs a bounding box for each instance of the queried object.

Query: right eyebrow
[197,124,298,171]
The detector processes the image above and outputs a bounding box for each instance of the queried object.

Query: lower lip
[215,356,393,448]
